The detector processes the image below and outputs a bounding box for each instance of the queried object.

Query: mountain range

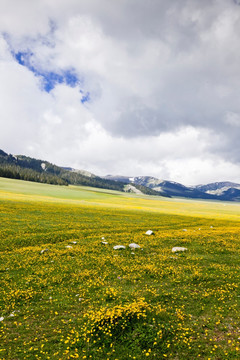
[0,149,239,201]
[0,149,162,196]
[103,175,240,202]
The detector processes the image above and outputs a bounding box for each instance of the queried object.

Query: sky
[0,0,240,185]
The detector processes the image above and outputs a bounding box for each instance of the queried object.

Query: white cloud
[0,0,239,184]
[35,125,239,185]
[224,111,240,127]
[0,56,48,154]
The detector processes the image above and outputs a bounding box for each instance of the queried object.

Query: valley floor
[0,178,240,359]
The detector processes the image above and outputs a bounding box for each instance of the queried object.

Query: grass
[0,177,239,221]
[0,177,240,359]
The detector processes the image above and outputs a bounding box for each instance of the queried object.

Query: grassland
[0,177,240,359]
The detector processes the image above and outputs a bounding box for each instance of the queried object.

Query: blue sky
[0,0,239,184]
[13,50,90,103]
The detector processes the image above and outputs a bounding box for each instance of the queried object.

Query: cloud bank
[0,0,239,184]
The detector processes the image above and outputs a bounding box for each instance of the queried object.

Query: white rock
[182,229,187,232]
[65,245,73,249]
[40,249,49,254]
[41,163,46,170]
[129,243,141,249]
[101,241,108,245]
[172,247,188,253]
[102,237,105,240]
[71,241,77,244]
[145,230,154,235]
[113,245,126,250]
[0,317,4,321]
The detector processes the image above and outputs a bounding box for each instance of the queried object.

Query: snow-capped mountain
[103,175,240,201]
[195,182,240,195]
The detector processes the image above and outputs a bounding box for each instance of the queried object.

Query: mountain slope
[218,187,240,201]
[194,182,240,201]
[103,175,240,201]
[103,175,215,200]
[62,167,95,178]
[0,150,68,185]
[0,150,126,190]
[0,149,166,196]
[195,182,240,194]
[1,149,239,201]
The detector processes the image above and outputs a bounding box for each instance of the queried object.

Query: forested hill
[0,149,165,195]
[0,150,68,185]
[0,149,125,190]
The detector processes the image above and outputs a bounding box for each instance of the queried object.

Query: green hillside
[0,149,166,196]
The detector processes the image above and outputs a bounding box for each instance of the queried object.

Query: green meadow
[0,177,240,359]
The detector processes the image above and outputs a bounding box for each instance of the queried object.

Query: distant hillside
[103,175,240,202]
[62,167,95,178]
[103,175,216,200]
[124,183,169,197]
[218,187,240,201]
[0,150,67,186]
[1,149,239,201]
[0,149,166,196]
[0,150,126,190]
[195,182,240,194]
